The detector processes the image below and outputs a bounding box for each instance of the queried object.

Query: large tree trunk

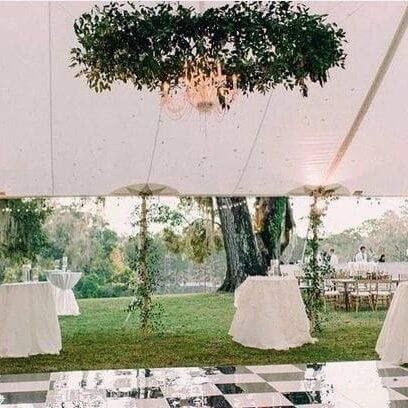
[254,197,295,267]
[216,197,266,292]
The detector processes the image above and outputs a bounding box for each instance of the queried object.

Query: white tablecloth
[0,282,62,357]
[347,261,378,276]
[379,262,408,279]
[376,281,408,364]
[229,276,315,350]
[46,271,81,316]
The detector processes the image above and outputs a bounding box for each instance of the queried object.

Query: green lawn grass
[0,293,386,374]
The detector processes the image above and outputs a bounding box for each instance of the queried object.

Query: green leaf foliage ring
[71,1,346,100]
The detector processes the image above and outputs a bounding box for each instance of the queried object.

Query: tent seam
[48,2,56,195]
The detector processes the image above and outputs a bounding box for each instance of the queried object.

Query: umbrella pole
[140,193,151,335]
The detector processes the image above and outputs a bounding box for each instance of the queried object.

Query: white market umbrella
[110,183,180,271]
[111,183,178,334]
[111,183,179,197]
[288,184,350,262]
[288,183,350,197]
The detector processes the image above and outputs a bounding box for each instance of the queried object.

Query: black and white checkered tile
[1,361,408,408]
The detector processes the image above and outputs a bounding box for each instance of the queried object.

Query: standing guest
[355,246,369,262]
[378,254,386,263]
[329,248,339,267]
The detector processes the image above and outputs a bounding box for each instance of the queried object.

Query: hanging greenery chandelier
[71,2,346,116]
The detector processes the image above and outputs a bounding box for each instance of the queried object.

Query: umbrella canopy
[111,183,179,197]
[288,184,350,197]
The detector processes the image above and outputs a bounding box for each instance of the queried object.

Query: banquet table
[0,282,62,358]
[376,281,408,364]
[46,271,82,316]
[229,276,315,350]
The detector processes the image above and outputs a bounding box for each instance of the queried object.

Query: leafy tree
[43,202,121,297]
[76,274,101,298]
[110,246,132,285]
[323,228,363,262]
[359,211,408,261]
[0,199,52,263]
[149,198,225,285]
[42,206,93,270]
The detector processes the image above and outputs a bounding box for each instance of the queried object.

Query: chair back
[354,279,377,295]
[376,278,393,293]
[324,278,337,292]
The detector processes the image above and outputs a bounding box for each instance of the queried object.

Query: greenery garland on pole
[126,195,164,335]
[70,1,346,109]
[302,190,333,333]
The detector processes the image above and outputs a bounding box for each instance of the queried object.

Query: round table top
[0,281,49,288]
[46,271,82,289]
[46,270,81,275]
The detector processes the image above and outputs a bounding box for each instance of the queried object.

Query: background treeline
[1,199,408,298]
[0,201,227,298]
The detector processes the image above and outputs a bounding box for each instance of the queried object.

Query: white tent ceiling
[1,1,408,197]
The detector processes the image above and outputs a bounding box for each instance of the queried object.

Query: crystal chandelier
[160,58,238,117]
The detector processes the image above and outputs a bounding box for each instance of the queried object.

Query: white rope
[146,106,163,184]
[232,92,273,194]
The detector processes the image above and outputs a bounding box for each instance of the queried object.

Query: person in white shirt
[329,248,339,267]
[355,245,368,262]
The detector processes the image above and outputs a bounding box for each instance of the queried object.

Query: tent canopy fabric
[1,1,408,198]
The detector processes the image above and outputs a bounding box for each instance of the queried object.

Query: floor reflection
[0,360,407,407]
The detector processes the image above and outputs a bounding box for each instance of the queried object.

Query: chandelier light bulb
[160,57,238,117]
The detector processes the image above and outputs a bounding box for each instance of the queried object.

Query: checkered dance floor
[1,360,408,408]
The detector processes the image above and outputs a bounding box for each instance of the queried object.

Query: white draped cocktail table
[0,282,62,357]
[229,276,315,350]
[376,281,408,364]
[46,271,82,316]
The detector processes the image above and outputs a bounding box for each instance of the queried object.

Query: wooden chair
[350,280,376,312]
[375,278,393,310]
[323,278,341,311]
